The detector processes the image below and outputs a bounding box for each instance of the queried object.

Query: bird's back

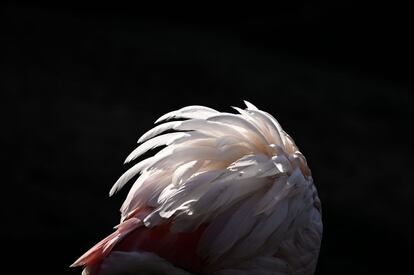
[72,102,322,275]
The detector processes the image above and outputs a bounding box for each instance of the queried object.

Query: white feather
[232,199,289,259]
[138,121,182,143]
[109,157,154,196]
[198,194,263,262]
[155,105,219,123]
[173,119,244,139]
[207,114,270,153]
[250,109,286,147]
[243,100,259,110]
[254,175,289,215]
[233,106,283,146]
[124,132,190,164]
[102,101,322,274]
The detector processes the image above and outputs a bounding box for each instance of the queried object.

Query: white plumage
[73,101,322,275]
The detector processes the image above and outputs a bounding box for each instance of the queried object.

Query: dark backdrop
[3,4,413,274]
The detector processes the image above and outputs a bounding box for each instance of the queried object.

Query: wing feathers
[79,101,319,274]
[243,100,259,110]
[125,132,190,164]
[155,105,219,124]
[138,121,182,143]
[109,157,154,196]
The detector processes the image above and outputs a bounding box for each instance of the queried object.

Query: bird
[71,101,322,275]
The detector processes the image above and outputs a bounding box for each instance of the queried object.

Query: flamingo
[71,101,322,275]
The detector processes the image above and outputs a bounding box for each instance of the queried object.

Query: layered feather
[74,101,322,275]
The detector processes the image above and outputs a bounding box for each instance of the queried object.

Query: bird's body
[72,101,322,275]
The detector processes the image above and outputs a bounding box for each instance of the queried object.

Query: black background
[3,3,413,274]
